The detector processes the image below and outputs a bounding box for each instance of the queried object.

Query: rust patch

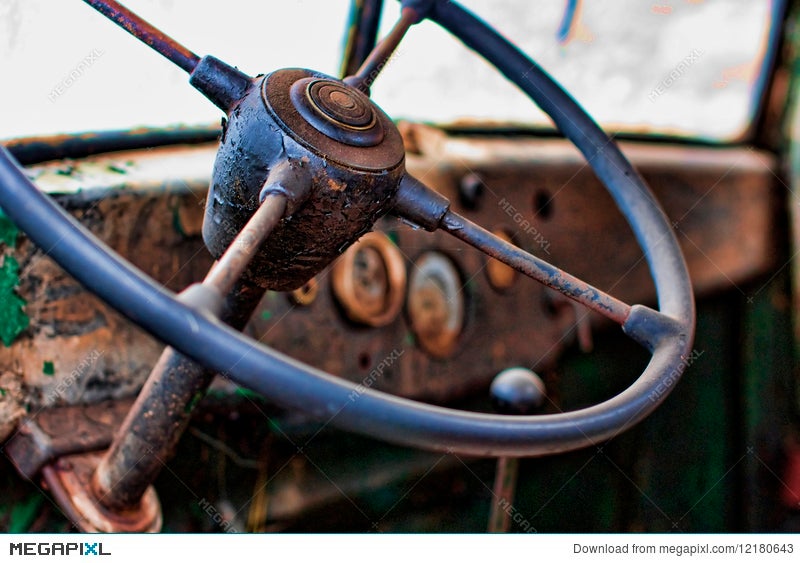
[326,177,347,192]
[0,371,26,443]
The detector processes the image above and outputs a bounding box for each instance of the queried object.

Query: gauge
[407,252,465,358]
[331,232,406,327]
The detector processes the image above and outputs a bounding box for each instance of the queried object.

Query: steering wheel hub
[290,77,383,146]
[202,68,405,291]
[262,69,402,168]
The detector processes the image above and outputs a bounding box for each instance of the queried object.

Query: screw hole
[542,292,559,318]
[459,172,485,210]
[533,190,553,220]
[358,352,371,370]
[288,277,318,306]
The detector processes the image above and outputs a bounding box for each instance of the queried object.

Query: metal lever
[487,367,546,533]
[38,185,300,531]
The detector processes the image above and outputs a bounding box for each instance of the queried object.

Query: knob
[490,367,546,415]
[487,367,546,533]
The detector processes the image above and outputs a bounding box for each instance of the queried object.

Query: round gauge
[407,252,465,358]
[486,228,517,292]
[331,232,407,327]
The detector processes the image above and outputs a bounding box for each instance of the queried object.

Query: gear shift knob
[490,367,547,415]
[488,367,547,532]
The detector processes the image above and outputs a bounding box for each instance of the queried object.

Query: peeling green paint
[0,387,6,397]
[0,207,19,248]
[0,256,29,347]
[42,361,55,376]
[54,165,75,176]
[8,494,43,533]
[184,390,205,414]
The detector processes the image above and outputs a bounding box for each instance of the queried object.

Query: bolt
[459,173,485,210]
[288,278,318,306]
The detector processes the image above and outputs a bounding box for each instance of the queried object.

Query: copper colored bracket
[42,452,161,532]
[4,400,161,532]
[5,400,133,480]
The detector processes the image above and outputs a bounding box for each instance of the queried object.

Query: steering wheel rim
[0,0,694,457]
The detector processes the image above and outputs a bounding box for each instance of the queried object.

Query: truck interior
[0,0,798,533]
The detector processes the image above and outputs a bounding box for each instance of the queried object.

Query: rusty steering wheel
[0,0,694,463]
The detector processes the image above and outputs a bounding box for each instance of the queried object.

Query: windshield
[371,0,779,141]
[1,0,779,143]
[0,0,348,140]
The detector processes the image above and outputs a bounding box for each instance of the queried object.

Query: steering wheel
[0,0,694,464]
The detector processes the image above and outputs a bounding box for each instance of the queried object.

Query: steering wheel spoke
[83,0,200,73]
[439,210,631,325]
[344,6,421,94]
[392,172,691,350]
[438,209,689,349]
